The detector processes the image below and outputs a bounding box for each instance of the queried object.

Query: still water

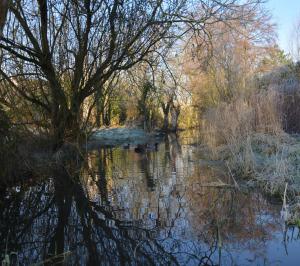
[0,131,299,265]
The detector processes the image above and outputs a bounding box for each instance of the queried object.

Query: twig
[226,162,240,190]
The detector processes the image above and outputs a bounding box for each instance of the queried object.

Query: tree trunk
[0,0,8,36]
[95,92,101,128]
[51,109,68,151]
[51,107,82,151]
[163,112,169,131]
[104,101,111,127]
[170,105,180,132]
[161,102,170,131]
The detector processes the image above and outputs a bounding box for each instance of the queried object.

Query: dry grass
[202,89,300,194]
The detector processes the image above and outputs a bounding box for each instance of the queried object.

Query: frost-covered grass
[90,127,163,146]
[217,133,300,194]
[202,89,300,195]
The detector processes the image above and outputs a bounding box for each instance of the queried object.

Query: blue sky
[267,0,300,53]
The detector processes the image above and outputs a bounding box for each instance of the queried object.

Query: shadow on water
[1,131,300,265]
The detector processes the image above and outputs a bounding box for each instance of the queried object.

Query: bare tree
[0,0,266,149]
[182,4,277,113]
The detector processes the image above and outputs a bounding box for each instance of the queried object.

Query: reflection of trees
[138,153,155,191]
[0,181,55,265]
[0,161,187,265]
[0,138,295,265]
[97,148,109,204]
[164,133,182,174]
[185,170,283,264]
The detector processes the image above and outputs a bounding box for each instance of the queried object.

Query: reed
[202,89,300,194]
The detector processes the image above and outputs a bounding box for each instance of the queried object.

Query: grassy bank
[202,88,300,196]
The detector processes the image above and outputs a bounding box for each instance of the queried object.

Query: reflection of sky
[266,228,300,266]
[3,132,300,265]
[267,0,300,53]
[85,135,298,265]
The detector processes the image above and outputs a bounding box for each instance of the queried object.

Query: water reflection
[0,132,300,265]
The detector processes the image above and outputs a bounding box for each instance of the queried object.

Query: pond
[0,131,299,265]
